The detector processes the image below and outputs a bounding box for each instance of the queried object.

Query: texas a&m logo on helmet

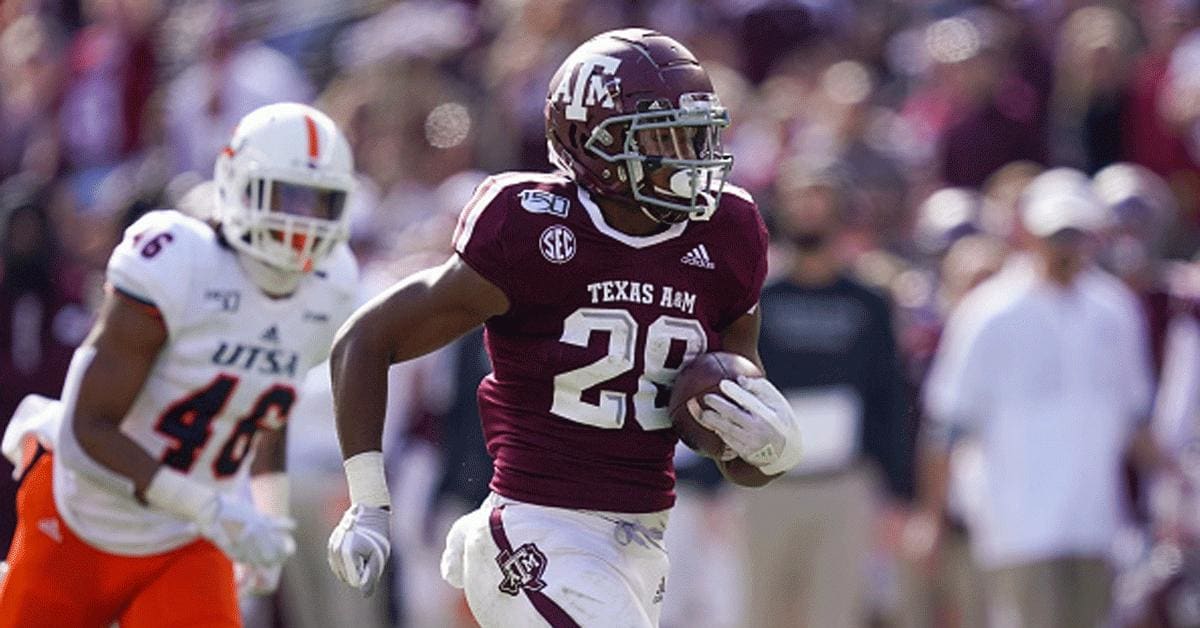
[549,54,622,122]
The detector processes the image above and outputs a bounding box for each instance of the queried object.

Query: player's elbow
[71,412,105,460]
[68,410,117,472]
[330,309,390,377]
[329,319,359,381]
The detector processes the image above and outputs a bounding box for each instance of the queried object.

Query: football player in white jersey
[0,102,358,627]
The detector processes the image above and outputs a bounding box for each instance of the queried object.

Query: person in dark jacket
[739,164,913,628]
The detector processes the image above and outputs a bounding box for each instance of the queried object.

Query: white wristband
[145,467,216,522]
[344,451,391,509]
[250,472,290,518]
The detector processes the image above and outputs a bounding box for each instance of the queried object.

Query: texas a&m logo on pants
[495,542,548,596]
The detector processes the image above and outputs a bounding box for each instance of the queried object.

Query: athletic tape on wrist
[344,451,391,508]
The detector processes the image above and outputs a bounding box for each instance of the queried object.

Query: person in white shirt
[915,168,1174,628]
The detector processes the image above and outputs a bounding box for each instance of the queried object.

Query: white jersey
[53,210,357,556]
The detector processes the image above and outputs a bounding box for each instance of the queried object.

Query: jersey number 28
[551,308,707,430]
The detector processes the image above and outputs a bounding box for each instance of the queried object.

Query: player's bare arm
[718,307,764,371]
[250,423,287,476]
[70,286,168,498]
[327,253,508,595]
[249,423,289,516]
[331,254,509,460]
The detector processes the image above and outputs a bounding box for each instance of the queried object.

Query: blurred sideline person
[0,103,358,627]
[1142,273,1200,626]
[326,29,805,627]
[1093,162,1179,371]
[897,232,1007,628]
[919,168,1172,628]
[0,178,90,557]
[740,165,912,628]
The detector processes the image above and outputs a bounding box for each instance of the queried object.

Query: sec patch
[539,225,576,264]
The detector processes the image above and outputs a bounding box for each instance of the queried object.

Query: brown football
[668,351,763,458]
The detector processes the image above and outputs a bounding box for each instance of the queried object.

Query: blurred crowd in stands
[8,0,1200,626]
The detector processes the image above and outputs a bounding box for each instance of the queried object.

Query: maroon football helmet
[545,29,733,223]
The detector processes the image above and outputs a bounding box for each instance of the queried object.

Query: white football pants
[442,493,671,628]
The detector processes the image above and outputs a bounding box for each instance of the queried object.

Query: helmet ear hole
[568,124,579,150]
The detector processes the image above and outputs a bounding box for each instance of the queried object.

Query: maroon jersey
[452,172,768,512]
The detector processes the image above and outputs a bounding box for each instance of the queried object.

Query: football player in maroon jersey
[327,29,803,626]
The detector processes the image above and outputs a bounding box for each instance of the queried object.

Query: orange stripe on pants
[0,454,240,627]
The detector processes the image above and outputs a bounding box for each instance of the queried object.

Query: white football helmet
[215,103,354,291]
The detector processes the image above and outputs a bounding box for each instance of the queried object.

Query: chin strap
[639,205,669,225]
[235,253,303,297]
[639,203,690,225]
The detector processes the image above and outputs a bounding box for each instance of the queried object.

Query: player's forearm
[250,425,287,475]
[72,414,161,497]
[328,312,393,509]
[719,309,764,372]
[330,317,392,459]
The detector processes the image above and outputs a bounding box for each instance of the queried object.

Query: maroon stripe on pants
[488,506,581,628]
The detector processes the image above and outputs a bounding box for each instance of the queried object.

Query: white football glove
[696,376,803,475]
[196,494,296,566]
[145,468,295,567]
[328,504,391,597]
[235,561,283,596]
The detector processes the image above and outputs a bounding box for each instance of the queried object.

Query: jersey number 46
[155,375,296,478]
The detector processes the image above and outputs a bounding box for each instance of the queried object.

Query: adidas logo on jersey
[261,325,279,343]
[680,244,715,270]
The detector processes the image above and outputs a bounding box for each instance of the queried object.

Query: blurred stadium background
[8,0,1200,626]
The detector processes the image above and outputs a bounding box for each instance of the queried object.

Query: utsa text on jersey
[211,341,301,377]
